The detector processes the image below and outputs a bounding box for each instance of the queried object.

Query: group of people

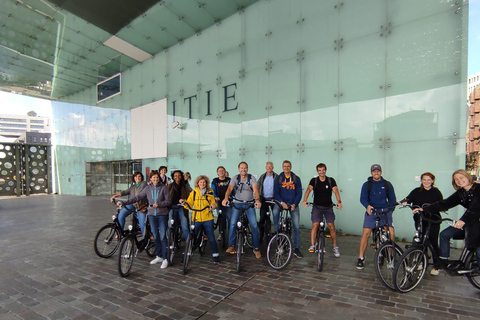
[110,162,480,275]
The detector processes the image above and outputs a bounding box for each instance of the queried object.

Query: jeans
[195,219,219,258]
[119,204,145,235]
[228,202,260,249]
[273,204,300,249]
[439,226,465,259]
[217,204,232,231]
[169,207,189,242]
[148,215,168,259]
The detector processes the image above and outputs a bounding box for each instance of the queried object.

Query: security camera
[172,121,180,129]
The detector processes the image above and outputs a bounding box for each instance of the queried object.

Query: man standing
[222,162,262,259]
[273,160,303,258]
[302,163,342,257]
[257,162,278,244]
[357,164,396,269]
[211,166,232,241]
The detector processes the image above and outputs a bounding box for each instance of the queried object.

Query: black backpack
[236,174,253,192]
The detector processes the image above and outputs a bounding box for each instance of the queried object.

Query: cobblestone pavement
[1,195,480,320]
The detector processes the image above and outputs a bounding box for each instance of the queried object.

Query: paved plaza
[1,195,480,320]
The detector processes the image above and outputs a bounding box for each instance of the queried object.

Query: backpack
[236,174,253,192]
[367,179,390,201]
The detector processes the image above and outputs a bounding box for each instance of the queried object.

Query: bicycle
[229,200,256,273]
[371,204,404,290]
[116,203,156,277]
[393,209,480,293]
[265,200,293,270]
[167,204,185,266]
[260,199,274,244]
[181,202,211,275]
[214,207,228,249]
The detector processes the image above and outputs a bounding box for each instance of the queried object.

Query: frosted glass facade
[54,0,469,239]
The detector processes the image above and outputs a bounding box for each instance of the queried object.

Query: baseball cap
[371,164,382,172]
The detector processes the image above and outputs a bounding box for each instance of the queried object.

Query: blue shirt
[263,175,274,198]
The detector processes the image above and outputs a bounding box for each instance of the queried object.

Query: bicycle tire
[198,231,207,256]
[94,224,121,258]
[265,217,272,243]
[183,234,193,275]
[145,236,156,257]
[245,223,253,249]
[236,232,243,273]
[465,250,480,290]
[374,241,403,290]
[393,247,427,293]
[317,231,325,272]
[118,236,136,277]
[286,217,292,239]
[167,228,176,265]
[266,233,293,270]
[218,214,227,249]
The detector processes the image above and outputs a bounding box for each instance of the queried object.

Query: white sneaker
[160,259,168,269]
[430,268,440,276]
[150,256,163,265]
[333,246,340,258]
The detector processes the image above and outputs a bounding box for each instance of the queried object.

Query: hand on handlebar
[454,219,465,230]
[116,201,124,207]
[367,205,373,215]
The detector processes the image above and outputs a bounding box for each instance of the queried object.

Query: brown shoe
[226,246,235,254]
[253,249,261,259]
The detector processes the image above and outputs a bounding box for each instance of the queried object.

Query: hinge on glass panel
[239,69,246,79]
[296,50,305,62]
[265,60,273,71]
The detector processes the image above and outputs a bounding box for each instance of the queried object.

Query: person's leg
[428,222,441,258]
[148,215,162,259]
[158,215,169,260]
[323,207,337,247]
[359,228,372,259]
[137,211,146,236]
[228,207,240,247]
[179,208,190,241]
[311,223,319,247]
[290,207,300,249]
[272,204,281,232]
[203,220,219,260]
[439,226,461,259]
[118,204,134,230]
[245,205,260,249]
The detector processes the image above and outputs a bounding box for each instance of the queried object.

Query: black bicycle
[167,205,185,266]
[265,200,293,270]
[229,200,256,273]
[182,202,211,275]
[372,204,404,290]
[116,203,156,277]
[215,207,228,249]
[393,210,480,293]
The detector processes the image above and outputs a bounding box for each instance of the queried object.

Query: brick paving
[1,195,480,320]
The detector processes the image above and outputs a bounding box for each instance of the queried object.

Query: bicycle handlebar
[226,199,256,210]
[305,202,339,208]
[181,201,212,212]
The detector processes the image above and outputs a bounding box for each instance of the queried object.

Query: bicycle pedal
[370,244,377,249]
[326,235,331,238]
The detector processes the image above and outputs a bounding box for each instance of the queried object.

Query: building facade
[0,115,51,138]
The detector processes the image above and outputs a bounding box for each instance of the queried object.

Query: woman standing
[403,172,443,275]
[168,170,192,241]
[421,169,480,274]
[110,172,147,235]
[120,170,171,269]
[182,175,219,264]
[158,166,171,185]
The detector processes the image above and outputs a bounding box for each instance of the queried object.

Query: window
[30,120,44,124]
[0,118,26,122]
[97,73,121,103]
[30,125,45,129]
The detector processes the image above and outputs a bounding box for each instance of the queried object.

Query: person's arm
[252,184,261,209]
[157,187,172,208]
[302,185,313,208]
[387,182,397,208]
[207,192,217,210]
[110,192,122,202]
[293,177,302,208]
[222,184,234,206]
[332,186,342,210]
[183,190,195,209]
[359,183,373,215]
[121,187,147,206]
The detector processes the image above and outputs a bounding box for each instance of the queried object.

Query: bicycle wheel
[198,231,208,256]
[94,224,121,258]
[266,233,293,270]
[245,223,253,248]
[236,232,243,273]
[182,234,193,275]
[374,241,403,290]
[167,228,176,265]
[286,217,292,239]
[465,250,480,290]
[118,236,136,277]
[393,247,427,293]
[264,217,272,243]
[145,236,156,257]
[317,231,325,272]
[218,214,227,249]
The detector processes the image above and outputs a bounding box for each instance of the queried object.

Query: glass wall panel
[339,0,386,40]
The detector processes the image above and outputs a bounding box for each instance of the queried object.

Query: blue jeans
[217,204,232,231]
[169,207,189,242]
[148,215,168,259]
[439,226,465,259]
[119,204,145,235]
[195,219,219,258]
[273,204,300,249]
[228,203,260,249]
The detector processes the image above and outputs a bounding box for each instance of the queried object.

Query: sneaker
[253,249,261,259]
[294,248,303,258]
[308,245,315,253]
[226,246,235,254]
[160,259,168,269]
[357,258,365,270]
[150,256,163,265]
[217,234,222,241]
[430,268,440,276]
[213,256,219,264]
[333,247,340,258]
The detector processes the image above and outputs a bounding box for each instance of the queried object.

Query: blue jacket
[360,177,396,210]
[274,172,302,207]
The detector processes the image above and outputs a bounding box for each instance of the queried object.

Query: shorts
[311,205,335,224]
[362,210,394,229]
